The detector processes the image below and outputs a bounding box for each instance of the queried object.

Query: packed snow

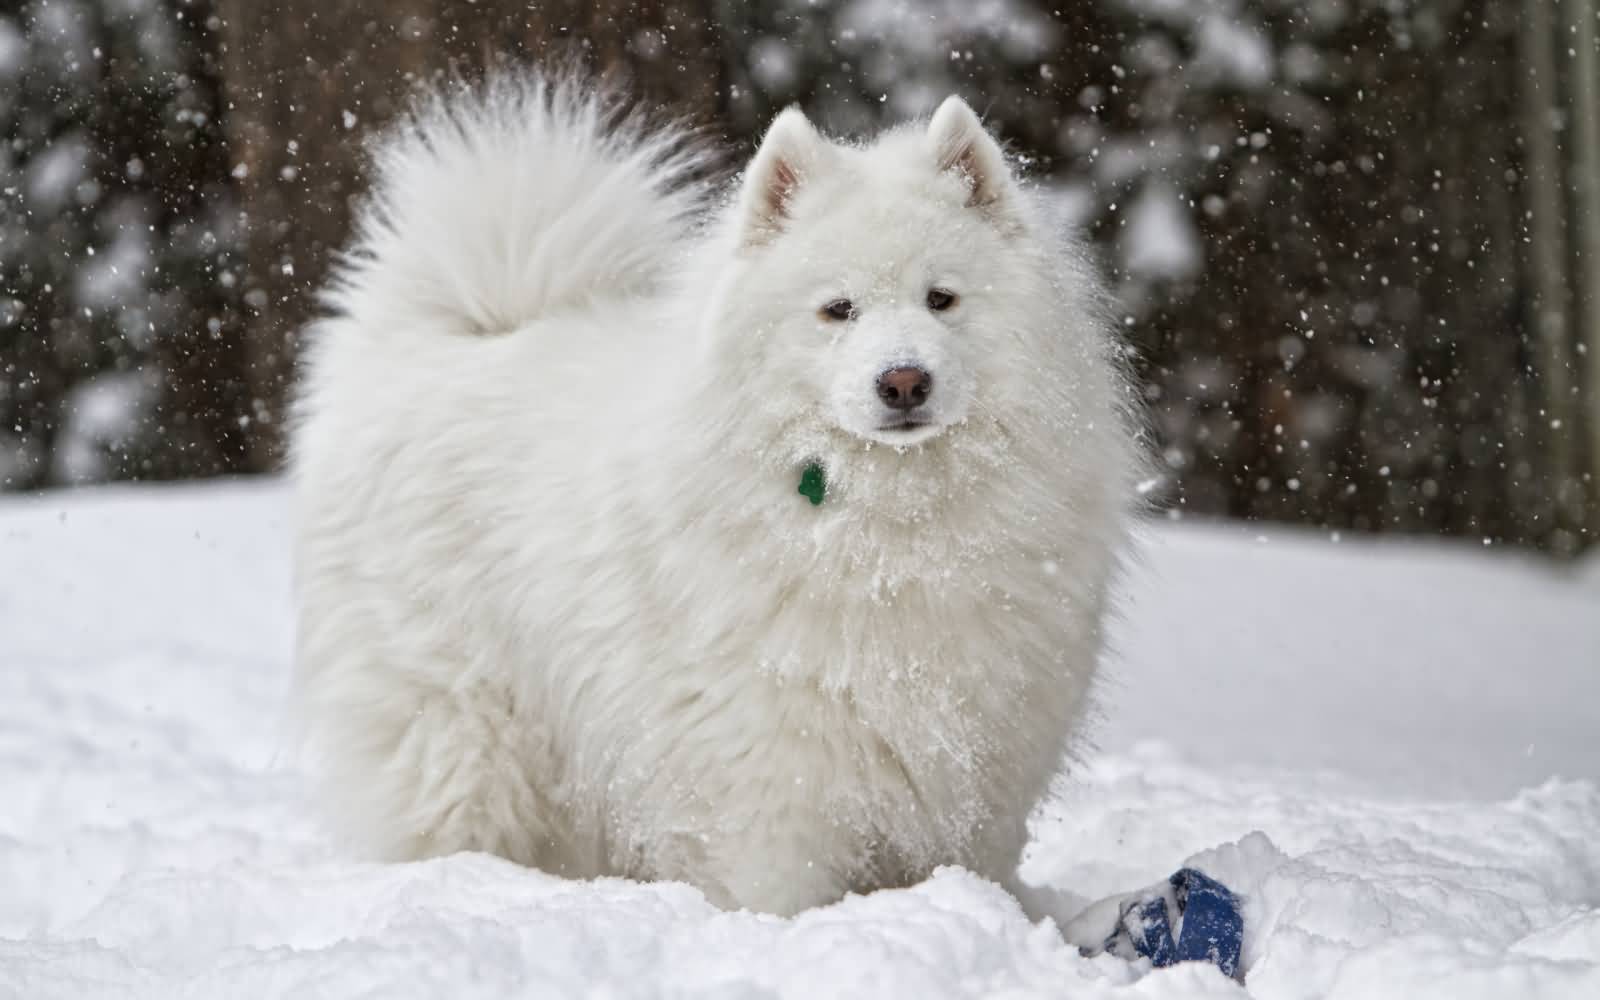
[1,482,1596,998]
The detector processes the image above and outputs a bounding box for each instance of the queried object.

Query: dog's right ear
[739,107,824,246]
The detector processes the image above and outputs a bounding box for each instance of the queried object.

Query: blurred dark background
[2,0,1597,554]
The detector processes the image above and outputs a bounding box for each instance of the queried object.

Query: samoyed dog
[292,76,1139,920]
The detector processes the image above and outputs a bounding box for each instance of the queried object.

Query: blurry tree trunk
[1429,6,1531,546]
[215,0,725,471]
[1517,0,1583,545]
[1567,0,1600,536]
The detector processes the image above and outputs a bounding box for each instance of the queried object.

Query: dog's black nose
[877,366,932,410]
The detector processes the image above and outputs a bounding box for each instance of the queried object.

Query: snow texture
[24,134,89,216]
[48,371,153,485]
[1,482,1597,998]
[1121,182,1203,282]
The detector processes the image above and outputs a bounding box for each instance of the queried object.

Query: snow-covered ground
[1,481,1596,999]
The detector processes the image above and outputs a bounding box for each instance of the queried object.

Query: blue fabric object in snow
[1105,868,1244,979]
[1124,890,1178,968]
[1168,868,1244,976]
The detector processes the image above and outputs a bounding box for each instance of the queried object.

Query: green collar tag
[798,462,827,506]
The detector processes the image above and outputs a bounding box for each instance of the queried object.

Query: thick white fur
[292,76,1139,919]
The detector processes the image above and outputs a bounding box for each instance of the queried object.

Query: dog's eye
[821,299,856,322]
[927,288,958,312]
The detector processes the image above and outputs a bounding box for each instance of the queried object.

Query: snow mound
[1,482,1596,998]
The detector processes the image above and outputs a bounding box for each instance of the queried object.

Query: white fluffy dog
[292,76,1138,920]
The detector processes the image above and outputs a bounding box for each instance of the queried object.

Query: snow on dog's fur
[292,75,1140,919]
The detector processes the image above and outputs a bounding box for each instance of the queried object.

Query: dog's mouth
[863,417,944,446]
[876,418,932,433]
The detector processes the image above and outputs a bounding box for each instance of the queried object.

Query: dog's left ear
[928,96,1014,212]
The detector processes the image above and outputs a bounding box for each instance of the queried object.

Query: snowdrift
[2,483,1596,998]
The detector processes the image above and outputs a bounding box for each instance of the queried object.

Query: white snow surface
[1,481,1596,999]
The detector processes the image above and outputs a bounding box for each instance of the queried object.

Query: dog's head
[707,97,1085,464]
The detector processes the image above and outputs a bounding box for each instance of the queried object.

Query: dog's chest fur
[518,473,1091,891]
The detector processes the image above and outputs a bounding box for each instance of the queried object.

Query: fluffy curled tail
[324,75,709,336]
